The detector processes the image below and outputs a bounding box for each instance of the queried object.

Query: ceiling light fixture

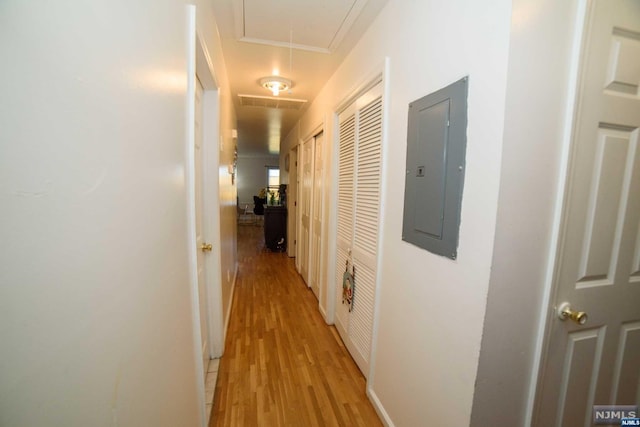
[260,76,292,97]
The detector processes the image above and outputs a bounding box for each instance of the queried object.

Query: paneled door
[535,2,640,425]
[310,132,324,299]
[335,82,383,377]
[287,147,298,259]
[194,77,210,378]
[300,138,313,283]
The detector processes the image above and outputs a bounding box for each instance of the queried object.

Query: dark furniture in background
[278,184,287,206]
[253,196,266,216]
[264,205,287,252]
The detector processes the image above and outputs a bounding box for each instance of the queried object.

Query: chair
[237,203,255,225]
[253,196,266,225]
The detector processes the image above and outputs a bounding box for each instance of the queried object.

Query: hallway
[210,225,382,426]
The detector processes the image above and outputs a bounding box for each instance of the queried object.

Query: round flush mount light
[259,76,292,96]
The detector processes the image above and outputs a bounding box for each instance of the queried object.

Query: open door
[300,138,314,283]
[194,77,210,377]
[287,147,298,259]
[534,1,640,425]
[310,132,324,299]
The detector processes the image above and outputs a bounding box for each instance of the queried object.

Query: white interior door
[535,2,640,425]
[335,106,356,337]
[334,83,383,377]
[300,138,313,283]
[287,147,298,258]
[296,147,302,272]
[194,77,209,377]
[310,132,324,299]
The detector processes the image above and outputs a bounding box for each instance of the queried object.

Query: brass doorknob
[557,302,588,325]
[201,243,212,252]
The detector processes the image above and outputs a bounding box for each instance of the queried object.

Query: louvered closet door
[335,82,383,377]
[335,107,356,333]
[350,85,383,376]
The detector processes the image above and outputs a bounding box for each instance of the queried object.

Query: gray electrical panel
[402,77,468,259]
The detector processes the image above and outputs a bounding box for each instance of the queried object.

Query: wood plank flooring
[209,224,382,426]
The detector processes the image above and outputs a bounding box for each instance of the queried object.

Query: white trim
[301,124,325,302]
[335,314,368,373]
[237,153,281,159]
[318,302,328,323]
[328,58,387,375]
[301,124,325,150]
[526,0,589,423]
[366,387,395,427]
[326,116,340,325]
[196,32,219,89]
[238,93,308,103]
[185,6,207,427]
[205,88,223,359]
[238,37,331,54]
[366,57,390,386]
[316,121,329,319]
[223,262,239,348]
[296,142,303,274]
[300,135,315,286]
[195,28,225,364]
[333,64,384,114]
[231,0,366,54]
[327,0,368,52]
[287,146,299,258]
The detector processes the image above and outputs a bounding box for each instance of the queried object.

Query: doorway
[534,1,640,424]
[296,129,325,300]
[187,16,225,424]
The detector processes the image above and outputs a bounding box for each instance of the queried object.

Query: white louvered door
[336,107,356,336]
[335,82,383,377]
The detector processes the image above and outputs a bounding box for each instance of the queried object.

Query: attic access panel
[402,77,468,259]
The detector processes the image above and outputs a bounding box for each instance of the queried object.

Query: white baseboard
[367,387,395,427]
[223,262,238,348]
[319,303,330,324]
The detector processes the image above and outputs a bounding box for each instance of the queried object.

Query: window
[267,167,280,193]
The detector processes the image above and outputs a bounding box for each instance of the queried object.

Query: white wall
[281,0,512,425]
[470,0,582,424]
[0,0,236,425]
[236,155,280,206]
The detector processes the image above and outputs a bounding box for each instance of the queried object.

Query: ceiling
[211,0,388,156]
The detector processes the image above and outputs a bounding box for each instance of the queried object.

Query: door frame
[195,32,225,360]
[530,0,638,421]
[296,144,303,273]
[287,146,298,259]
[300,124,325,292]
[186,7,224,426]
[185,6,206,425]
[469,1,592,425]
[328,58,390,382]
[529,0,591,421]
[300,135,314,285]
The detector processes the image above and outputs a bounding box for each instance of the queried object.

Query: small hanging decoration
[342,260,355,312]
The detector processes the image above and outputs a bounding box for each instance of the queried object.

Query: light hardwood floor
[209,224,382,426]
